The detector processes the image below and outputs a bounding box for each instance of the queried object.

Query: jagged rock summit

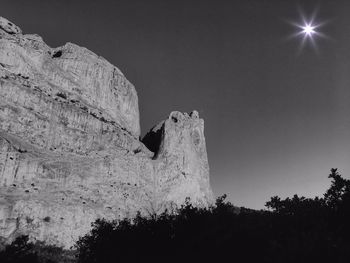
[0,17,214,248]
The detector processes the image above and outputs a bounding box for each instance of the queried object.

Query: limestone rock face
[0,17,21,35]
[143,111,213,209]
[0,17,214,248]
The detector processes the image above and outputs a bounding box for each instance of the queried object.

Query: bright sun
[287,8,328,53]
[302,23,316,37]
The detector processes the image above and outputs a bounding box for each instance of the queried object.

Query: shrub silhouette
[2,168,350,263]
[0,236,38,263]
[76,169,350,263]
[0,236,75,263]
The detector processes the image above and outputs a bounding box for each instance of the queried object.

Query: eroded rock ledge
[0,16,214,248]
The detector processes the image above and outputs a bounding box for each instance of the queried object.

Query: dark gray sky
[3,0,350,209]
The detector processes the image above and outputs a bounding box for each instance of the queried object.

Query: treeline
[1,168,350,263]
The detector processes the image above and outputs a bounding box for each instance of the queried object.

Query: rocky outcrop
[0,17,21,35]
[143,111,212,209]
[0,17,214,248]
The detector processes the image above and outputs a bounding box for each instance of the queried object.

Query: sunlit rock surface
[0,17,214,248]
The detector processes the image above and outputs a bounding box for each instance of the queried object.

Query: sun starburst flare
[287,8,328,53]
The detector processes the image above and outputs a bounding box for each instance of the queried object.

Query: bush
[2,169,350,263]
[76,169,350,263]
[0,236,75,263]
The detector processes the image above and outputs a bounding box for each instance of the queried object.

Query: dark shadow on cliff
[141,122,164,158]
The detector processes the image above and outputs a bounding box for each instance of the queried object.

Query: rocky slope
[0,16,214,248]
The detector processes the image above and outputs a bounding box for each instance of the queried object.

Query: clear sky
[3,0,350,209]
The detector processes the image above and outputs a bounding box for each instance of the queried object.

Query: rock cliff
[0,16,214,248]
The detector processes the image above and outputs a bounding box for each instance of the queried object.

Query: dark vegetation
[1,168,350,263]
[0,236,75,263]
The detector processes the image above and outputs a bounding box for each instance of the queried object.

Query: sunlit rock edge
[0,16,214,248]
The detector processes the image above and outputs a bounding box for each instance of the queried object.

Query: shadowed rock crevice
[51,50,62,58]
[142,122,165,158]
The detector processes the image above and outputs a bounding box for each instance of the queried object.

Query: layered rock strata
[0,16,214,248]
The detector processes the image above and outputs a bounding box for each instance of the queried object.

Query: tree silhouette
[2,169,350,263]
